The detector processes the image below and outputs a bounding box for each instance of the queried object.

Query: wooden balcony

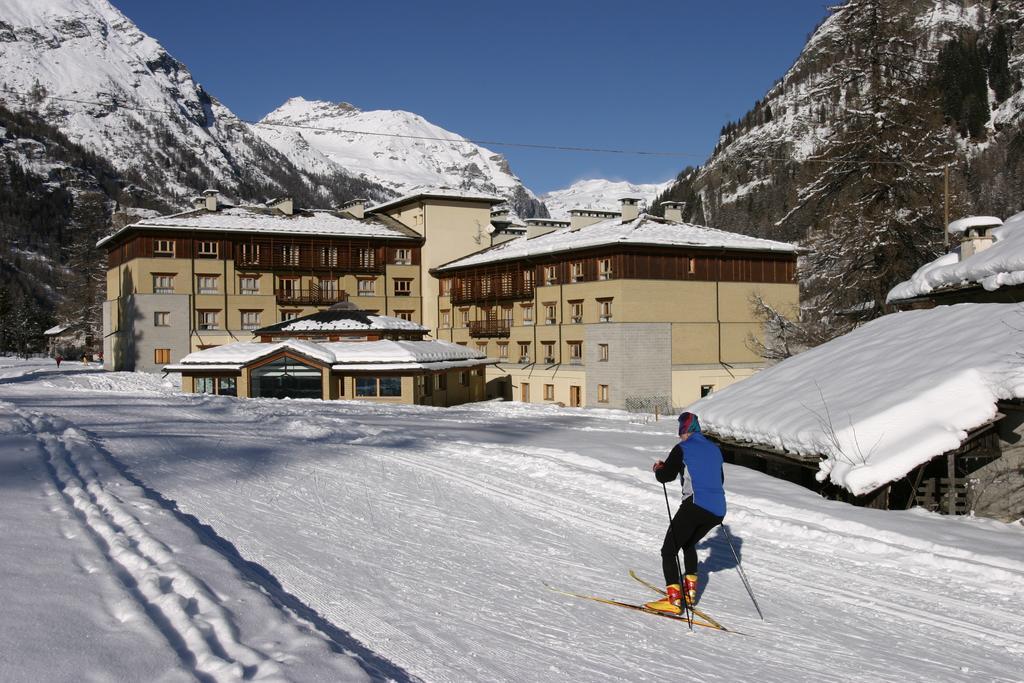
[450,281,534,305]
[468,320,511,338]
[275,288,347,306]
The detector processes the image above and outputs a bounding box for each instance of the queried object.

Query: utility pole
[944,164,950,250]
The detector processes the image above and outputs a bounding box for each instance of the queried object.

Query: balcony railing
[468,320,511,338]
[275,288,347,306]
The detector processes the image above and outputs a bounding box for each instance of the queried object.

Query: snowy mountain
[0,0,386,207]
[655,0,1024,335]
[254,96,547,218]
[541,178,671,219]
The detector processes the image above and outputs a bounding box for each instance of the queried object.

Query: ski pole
[662,482,693,630]
[722,524,764,621]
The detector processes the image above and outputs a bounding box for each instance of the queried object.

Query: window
[497,342,509,360]
[395,310,413,321]
[599,298,613,322]
[523,270,535,290]
[569,300,583,324]
[319,245,338,267]
[477,342,488,355]
[598,343,609,362]
[701,384,715,397]
[197,310,219,330]
[394,248,412,265]
[422,374,433,396]
[436,374,448,391]
[153,274,174,294]
[394,278,412,296]
[239,276,259,295]
[502,305,513,324]
[440,278,452,296]
[318,278,338,298]
[462,308,471,326]
[598,384,610,403]
[459,371,469,386]
[518,342,530,363]
[544,265,557,285]
[154,312,169,327]
[571,262,584,282]
[688,257,697,275]
[281,244,300,266]
[197,275,219,294]
[544,384,555,401]
[281,310,301,322]
[197,240,218,258]
[250,357,323,399]
[153,239,174,257]
[239,243,260,265]
[241,310,262,331]
[568,341,583,365]
[357,278,376,296]
[441,309,451,328]
[218,377,237,397]
[522,304,534,325]
[521,382,530,402]
[277,277,299,296]
[195,376,215,394]
[358,247,375,269]
[542,341,555,364]
[544,303,557,325]
[480,276,492,297]
[356,377,402,397]
[598,258,612,280]
[154,348,171,364]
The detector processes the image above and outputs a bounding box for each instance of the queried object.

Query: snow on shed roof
[887,211,1024,303]
[169,338,488,369]
[43,324,72,336]
[96,206,418,247]
[435,214,798,271]
[690,303,1024,497]
[947,215,1002,236]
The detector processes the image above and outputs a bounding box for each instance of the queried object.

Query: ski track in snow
[1,366,1023,682]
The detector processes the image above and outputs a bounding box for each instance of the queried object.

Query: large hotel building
[100,189,798,408]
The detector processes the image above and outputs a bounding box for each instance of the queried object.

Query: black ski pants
[661,497,723,585]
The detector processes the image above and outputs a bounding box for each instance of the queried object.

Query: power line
[0,86,932,168]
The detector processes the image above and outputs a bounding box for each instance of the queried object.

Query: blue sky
[114,0,830,195]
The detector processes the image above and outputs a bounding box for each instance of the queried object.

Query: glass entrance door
[250,356,323,399]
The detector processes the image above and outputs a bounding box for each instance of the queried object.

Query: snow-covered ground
[2,359,1023,682]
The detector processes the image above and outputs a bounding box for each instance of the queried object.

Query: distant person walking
[644,412,726,614]
[55,355,62,368]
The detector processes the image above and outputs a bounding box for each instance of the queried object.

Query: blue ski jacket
[655,433,726,517]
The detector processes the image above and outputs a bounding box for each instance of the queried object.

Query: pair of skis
[545,570,742,635]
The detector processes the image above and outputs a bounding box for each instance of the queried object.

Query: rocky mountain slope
[655,0,1024,340]
[0,0,388,209]
[540,178,671,219]
[253,97,547,218]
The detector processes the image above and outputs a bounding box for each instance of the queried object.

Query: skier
[644,411,726,614]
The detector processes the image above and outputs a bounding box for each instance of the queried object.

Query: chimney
[268,196,294,215]
[661,201,687,223]
[619,196,642,222]
[340,198,366,219]
[202,189,218,212]
[948,216,1003,259]
[191,196,205,211]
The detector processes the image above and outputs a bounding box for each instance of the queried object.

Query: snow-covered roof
[369,189,505,214]
[96,206,418,247]
[167,338,491,371]
[43,324,71,336]
[887,211,1024,303]
[255,308,427,335]
[435,214,798,271]
[690,303,1024,496]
